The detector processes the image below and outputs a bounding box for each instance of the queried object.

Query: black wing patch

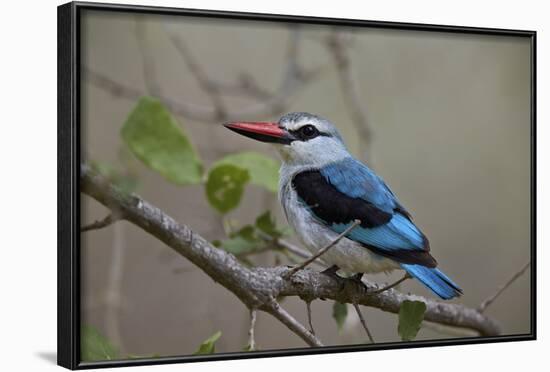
[292,170,392,228]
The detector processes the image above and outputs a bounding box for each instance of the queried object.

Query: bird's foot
[320,264,341,278]
[319,265,345,298]
[348,273,369,293]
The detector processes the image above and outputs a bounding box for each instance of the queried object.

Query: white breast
[279,177,399,274]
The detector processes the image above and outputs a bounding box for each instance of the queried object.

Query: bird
[224,112,462,300]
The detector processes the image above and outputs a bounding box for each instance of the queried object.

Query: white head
[224,112,350,168]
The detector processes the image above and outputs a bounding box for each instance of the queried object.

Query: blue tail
[401,264,462,300]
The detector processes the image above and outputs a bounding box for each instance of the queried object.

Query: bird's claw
[320,264,341,278]
[348,273,369,293]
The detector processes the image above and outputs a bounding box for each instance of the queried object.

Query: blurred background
[80,9,532,359]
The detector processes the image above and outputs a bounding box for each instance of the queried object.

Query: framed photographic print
[58,1,536,369]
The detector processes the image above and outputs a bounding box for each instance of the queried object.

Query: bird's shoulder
[319,157,403,213]
[290,162,394,229]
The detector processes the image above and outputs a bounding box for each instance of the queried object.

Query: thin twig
[353,302,375,343]
[165,28,227,120]
[422,320,479,338]
[247,309,257,351]
[135,20,162,97]
[325,32,373,161]
[284,219,361,278]
[259,233,311,260]
[86,27,322,124]
[371,273,411,295]
[257,231,325,268]
[306,301,315,335]
[264,298,323,347]
[104,220,127,351]
[478,261,531,313]
[81,213,118,232]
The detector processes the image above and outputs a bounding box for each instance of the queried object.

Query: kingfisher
[224,112,462,300]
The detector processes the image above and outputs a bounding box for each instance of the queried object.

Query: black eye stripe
[288,124,331,142]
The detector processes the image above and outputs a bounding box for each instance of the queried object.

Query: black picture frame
[58,1,537,369]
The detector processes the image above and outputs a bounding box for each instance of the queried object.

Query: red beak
[224,121,293,145]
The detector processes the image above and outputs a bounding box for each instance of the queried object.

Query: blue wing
[320,157,398,213]
[292,157,435,267]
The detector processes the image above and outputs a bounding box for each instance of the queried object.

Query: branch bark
[81,164,501,343]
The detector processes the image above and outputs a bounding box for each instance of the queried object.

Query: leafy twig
[81,164,502,342]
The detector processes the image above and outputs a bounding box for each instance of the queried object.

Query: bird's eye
[299,124,318,139]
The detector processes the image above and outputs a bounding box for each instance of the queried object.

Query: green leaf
[193,331,222,355]
[222,236,256,255]
[81,325,119,362]
[121,97,203,185]
[215,152,279,192]
[205,164,250,214]
[332,302,348,332]
[398,300,427,341]
[255,211,280,238]
[255,211,292,239]
[231,225,256,240]
[220,225,263,256]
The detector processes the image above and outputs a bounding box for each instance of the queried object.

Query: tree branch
[85,28,321,124]
[263,297,322,347]
[247,309,257,351]
[81,213,119,232]
[352,302,375,343]
[165,27,228,120]
[81,164,501,344]
[305,301,315,335]
[478,261,531,313]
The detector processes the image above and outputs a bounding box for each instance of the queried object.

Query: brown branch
[264,298,322,347]
[81,164,502,342]
[81,163,323,347]
[81,213,119,232]
[305,301,315,335]
[478,261,531,313]
[353,302,375,343]
[247,309,257,351]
